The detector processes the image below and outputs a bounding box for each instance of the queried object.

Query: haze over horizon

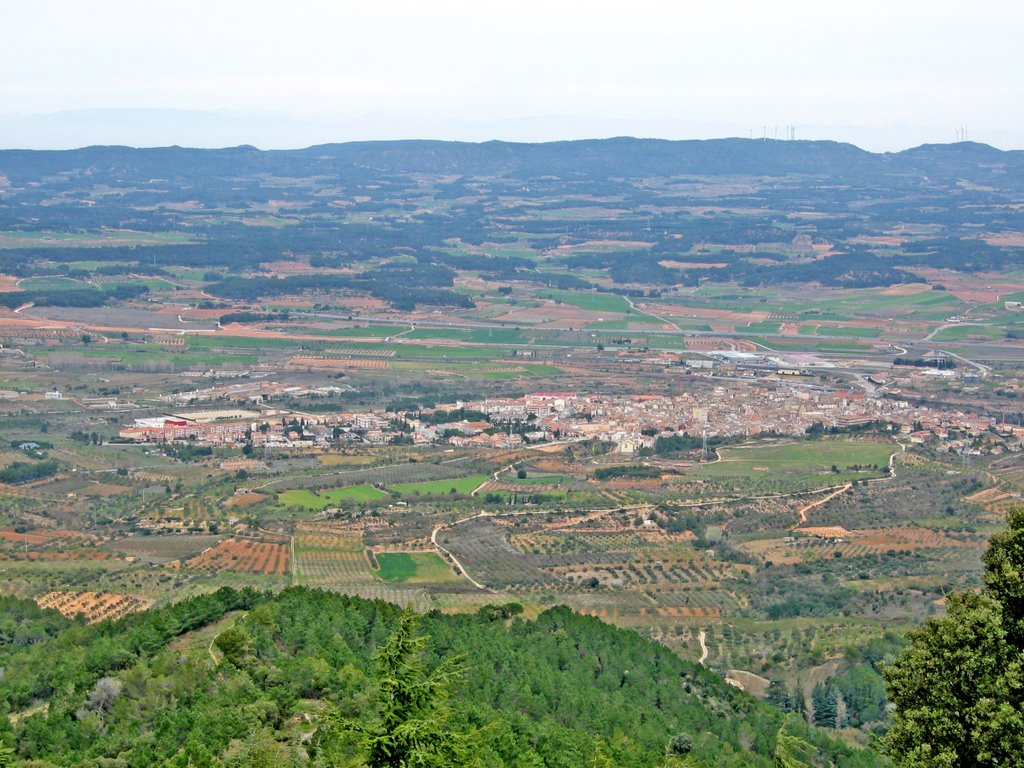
[2,0,1023,152]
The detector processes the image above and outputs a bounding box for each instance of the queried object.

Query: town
[116,367,1021,457]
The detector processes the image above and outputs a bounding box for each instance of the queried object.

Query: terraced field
[182,538,290,575]
[35,590,154,624]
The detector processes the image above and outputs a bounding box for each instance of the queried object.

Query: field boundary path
[430,516,488,590]
[625,295,682,332]
[794,483,851,527]
[430,502,653,589]
[473,462,517,495]
[207,611,248,664]
[290,535,297,584]
[788,442,904,527]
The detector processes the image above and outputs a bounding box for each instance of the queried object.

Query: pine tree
[811,684,836,728]
[331,609,477,768]
[766,679,794,712]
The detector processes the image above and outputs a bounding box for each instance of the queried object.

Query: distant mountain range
[1,137,1022,188]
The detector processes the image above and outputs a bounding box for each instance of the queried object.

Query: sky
[2,0,1023,151]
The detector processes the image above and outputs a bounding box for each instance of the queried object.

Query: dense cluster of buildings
[118,377,1023,455]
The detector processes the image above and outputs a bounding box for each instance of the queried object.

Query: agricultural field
[107,534,225,563]
[277,484,389,511]
[272,461,477,493]
[4,138,1024,748]
[292,526,444,611]
[440,518,553,587]
[182,538,290,575]
[375,552,459,583]
[35,590,154,623]
[388,474,489,497]
[697,439,897,487]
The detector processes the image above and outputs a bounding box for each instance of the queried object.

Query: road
[623,294,682,332]
[938,348,991,376]
[698,631,709,665]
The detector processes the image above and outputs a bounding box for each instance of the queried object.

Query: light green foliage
[774,731,813,768]
[332,610,476,768]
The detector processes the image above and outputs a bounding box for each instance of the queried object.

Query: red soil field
[183,538,289,575]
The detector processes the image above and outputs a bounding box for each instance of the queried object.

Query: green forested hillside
[0,588,882,768]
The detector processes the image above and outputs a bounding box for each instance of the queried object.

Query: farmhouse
[796,526,851,542]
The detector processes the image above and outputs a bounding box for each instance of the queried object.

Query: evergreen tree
[331,609,477,768]
[766,679,791,712]
[811,684,836,728]
[883,508,1024,766]
[774,718,814,768]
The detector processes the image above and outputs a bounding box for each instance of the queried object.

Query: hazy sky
[2,0,1022,150]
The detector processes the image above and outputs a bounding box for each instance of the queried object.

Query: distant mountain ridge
[1,137,1022,186]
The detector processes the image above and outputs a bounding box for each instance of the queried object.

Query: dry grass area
[316,454,376,467]
[740,525,979,564]
[910,268,1024,303]
[964,487,1010,505]
[81,482,132,497]
[288,356,390,370]
[878,283,930,296]
[0,527,87,545]
[224,492,269,507]
[35,591,153,624]
[985,232,1024,248]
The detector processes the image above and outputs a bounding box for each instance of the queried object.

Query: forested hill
[1,137,1022,186]
[0,588,880,768]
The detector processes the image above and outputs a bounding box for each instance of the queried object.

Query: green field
[0,230,192,248]
[758,338,874,353]
[931,324,1005,341]
[105,278,178,292]
[278,484,389,510]
[37,344,258,370]
[388,474,489,496]
[405,327,529,344]
[536,290,632,313]
[375,551,458,583]
[17,276,88,290]
[187,335,298,350]
[815,325,883,338]
[666,285,963,323]
[700,439,896,479]
[311,325,412,338]
[98,347,256,368]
